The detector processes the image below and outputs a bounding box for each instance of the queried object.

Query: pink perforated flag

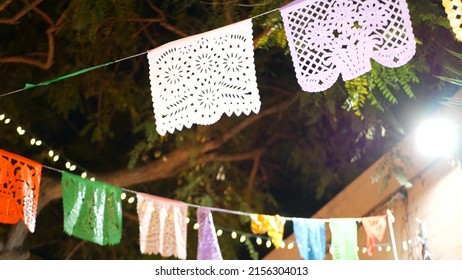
[147,19,260,135]
[136,193,188,259]
[280,0,416,92]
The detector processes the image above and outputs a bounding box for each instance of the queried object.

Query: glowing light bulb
[120,192,126,200]
[256,237,262,245]
[48,150,54,157]
[240,235,246,243]
[4,118,10,124]
[185,217,190,224]
[69,165,76,171]
[231,232,237,239]
[53,155,59,162]
[378,246,383,252]
[17,127,25,135]
[416,117,459,157]
[287,242,294,250]
[362,247,367,254]
[279,241,286,249]
[193,223,200,230]
[90,177,95,181]
[35,140,42,146]
[30,138,36,145]
[128,197,135,204]
[386,245,391,252]
[81,172,87,178]
[0,114,4,120]
[65,162,71,169]
[355,246,360,252]
[266,240,272,248]
[216,229,223,236]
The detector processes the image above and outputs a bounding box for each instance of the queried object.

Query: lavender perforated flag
[197,207,223,260]
[148,19,260,135]
[280,0,416,92]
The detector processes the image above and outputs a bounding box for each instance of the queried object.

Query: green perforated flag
[329,219,359,260]
[61,172,122,246]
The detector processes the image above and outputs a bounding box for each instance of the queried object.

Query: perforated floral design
[280,0,416,92]
[197,207,222,260]
[137,193,188,259]
[61,172,122,246]
[148,19,260,135]
[443,0,462,41]
[0,150,42,233]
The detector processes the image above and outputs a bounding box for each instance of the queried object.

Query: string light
[216,229,223,236]
[0,114,4,120]
[256,237,262,245]
[287,242,294,250]
[90,177,95,182]
[231,231,237,239]
[127,197,135,204]
[65,162,71,169]
[378,245,383,252]
[69,165,76,171]
[53,155,59,162]
[185,217,190,224]
[279,241,285,249]
[81,172,87,178]
[386,245,391,252]
[362,247,367,254]
[266,240,272,248]
[16,126,25,135]
[48,150,54,157]
[30,138,36,145]
[239,235,246,243]
[121,192,127,200]
[193,223,200,230]
[4,118,10,124]
[355,246,360,252]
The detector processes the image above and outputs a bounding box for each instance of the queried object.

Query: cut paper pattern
[137,193,188,259]
[197,207,223,260]
[329,219,359,260]
[148,19,260,135]
[0,149,42,233]
[61,172,122,246]
[362,215,387,256]
[443,0,462,41]
[293,219,326,260]
[250,214,286,248]
[280,0,416,92]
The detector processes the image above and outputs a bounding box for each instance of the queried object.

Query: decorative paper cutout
[147,19,260,135]
[197,207,223,260]
[443,0,462,41]
[137,193,188,259]
[61,172,122,246]
[280,0,416,92]
[0,149,42,233]
[329,219,359,260]
[293,218,326,260]
[362,215,387,256]
[250,214,286,248]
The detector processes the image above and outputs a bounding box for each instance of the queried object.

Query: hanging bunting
[147,19,260,135]
[442,0,462,41]
[0,149,42,233]
[280,0,416,92]
[362,215,387,256]
[61,171,122,246]
[250,214,286,248]
[293,218,326,260]
[329,219,359,260]
[136,193,188,259]
[197,207,223,260]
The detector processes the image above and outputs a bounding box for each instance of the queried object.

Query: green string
[0,51,148,98]
[24,63,111,90]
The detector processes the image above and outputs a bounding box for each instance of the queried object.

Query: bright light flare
[416,118,459,157]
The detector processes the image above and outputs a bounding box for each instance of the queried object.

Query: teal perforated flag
[61,172,122,245]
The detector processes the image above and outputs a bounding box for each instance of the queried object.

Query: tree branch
[245,149,264,202]
[144,0,188,38]
[203,94,299,152]
[0,0,43,24]
[0,5,55,70]
[0,0,12,12]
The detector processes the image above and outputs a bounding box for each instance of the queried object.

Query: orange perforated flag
[0,149,42,233]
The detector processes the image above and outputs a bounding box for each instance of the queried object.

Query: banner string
[0,6,279,99]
